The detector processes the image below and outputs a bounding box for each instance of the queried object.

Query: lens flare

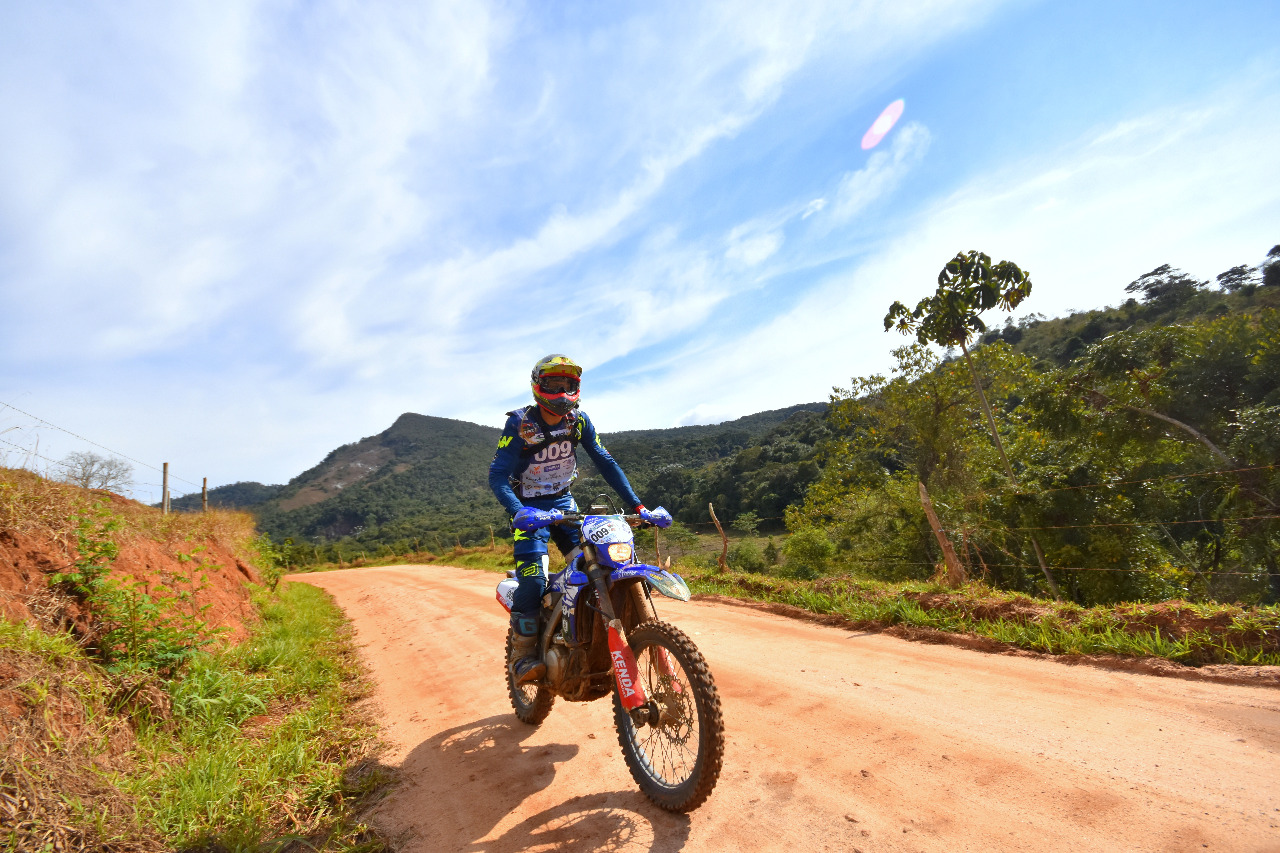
[861,99,904,150]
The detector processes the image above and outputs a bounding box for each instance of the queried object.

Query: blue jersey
[488,405,642,516]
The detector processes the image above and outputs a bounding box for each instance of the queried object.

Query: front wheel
[612,621,724,812]
[505,628,554,724]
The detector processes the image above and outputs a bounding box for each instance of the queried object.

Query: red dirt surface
[0,527,259,643]
[293,563,1280,853]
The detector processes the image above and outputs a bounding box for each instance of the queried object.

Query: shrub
[782,527,835,579]
[728,540,766,573]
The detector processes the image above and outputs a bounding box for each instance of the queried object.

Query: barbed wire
[0,399,201,488]
[0,437,173,501]
[0,436,74,471]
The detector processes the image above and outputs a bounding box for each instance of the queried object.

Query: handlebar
[554,511,646,526]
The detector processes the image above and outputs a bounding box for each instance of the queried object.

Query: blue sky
[2,0,1278,503]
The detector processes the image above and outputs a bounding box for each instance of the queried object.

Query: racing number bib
[521,439,576,497]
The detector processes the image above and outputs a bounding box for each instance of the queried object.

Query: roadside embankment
[684,570,1280,686]
[0,468,389,852]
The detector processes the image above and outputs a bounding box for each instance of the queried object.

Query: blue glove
[512,506,564,531]
[638,506,673,529]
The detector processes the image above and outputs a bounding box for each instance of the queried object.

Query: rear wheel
[612,621,724,812]
[505,628,554,724]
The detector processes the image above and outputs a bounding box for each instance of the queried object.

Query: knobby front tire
[505,627,554,724]
[612,620,725,812]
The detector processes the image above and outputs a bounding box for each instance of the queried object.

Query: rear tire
[505,627,554,724]
[612,621,724,812]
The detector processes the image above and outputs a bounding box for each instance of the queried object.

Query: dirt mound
[0,525,261,644]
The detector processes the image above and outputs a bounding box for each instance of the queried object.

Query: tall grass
[122,582,384,851]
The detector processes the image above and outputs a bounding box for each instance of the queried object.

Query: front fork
[588,553,681,726]
[586,557,652,719]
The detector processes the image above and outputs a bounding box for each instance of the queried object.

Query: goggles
[538,375,580,394]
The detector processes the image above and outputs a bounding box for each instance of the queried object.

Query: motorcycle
[495,507,724,812]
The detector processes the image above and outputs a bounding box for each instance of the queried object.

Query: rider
[489,354,671,684]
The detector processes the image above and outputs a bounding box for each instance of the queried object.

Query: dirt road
[290,565,1280,853]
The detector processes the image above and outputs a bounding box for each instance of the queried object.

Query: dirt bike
[495,507,724,812]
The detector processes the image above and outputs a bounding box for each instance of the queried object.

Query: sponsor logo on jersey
[497,436,512,448]
[519,420,543,444]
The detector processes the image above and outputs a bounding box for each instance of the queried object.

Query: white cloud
[726,230,785,266]
[826,122,931,226]
[0,0,1029,486]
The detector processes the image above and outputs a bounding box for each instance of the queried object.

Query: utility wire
[0,437,167,500]
[0,399,200,488]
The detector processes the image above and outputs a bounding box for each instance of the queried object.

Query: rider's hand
[637,505,673,529]
[512,507,564,531]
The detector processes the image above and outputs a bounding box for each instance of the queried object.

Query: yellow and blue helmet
[531,354,582,416]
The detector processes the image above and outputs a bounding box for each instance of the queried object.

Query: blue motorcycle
[496,508,724,812]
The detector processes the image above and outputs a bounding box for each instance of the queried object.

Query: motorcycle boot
[509,613,546,684]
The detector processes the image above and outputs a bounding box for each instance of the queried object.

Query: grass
[0,465,264,568]
[682,570,1280,667]
[122,581,388,852]
[1,580,388,852]
[1,468,392,850]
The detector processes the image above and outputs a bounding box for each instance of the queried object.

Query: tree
[1263,245,1280,288]
[1123,264,1205,306]
[731,510,760,536]
[885,250,1063,600]
[1216,265,1256,293]
[60,451,133,492]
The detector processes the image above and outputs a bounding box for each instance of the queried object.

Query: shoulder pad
[506,406,545,446]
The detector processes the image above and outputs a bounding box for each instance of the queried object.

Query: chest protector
[508,407,585,499]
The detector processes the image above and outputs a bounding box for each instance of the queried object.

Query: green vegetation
[123,582,385,851]
[0,469,387,851]
[683,570,1280,666]
[794,247,1280,606]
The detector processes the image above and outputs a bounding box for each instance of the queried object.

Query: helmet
[531,354,582,416]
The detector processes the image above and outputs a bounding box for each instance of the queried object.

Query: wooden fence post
[708,503,729,574]
[162,462,170,515]
[918,481,967,587]
[202,477,208,513]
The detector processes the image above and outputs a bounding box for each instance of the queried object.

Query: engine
[544,643,573,687]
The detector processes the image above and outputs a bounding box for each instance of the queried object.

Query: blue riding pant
[510,493,580,636]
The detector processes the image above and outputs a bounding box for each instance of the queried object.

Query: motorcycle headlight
[606,543,633,564]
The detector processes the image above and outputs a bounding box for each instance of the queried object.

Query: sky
[2,0,1278,503]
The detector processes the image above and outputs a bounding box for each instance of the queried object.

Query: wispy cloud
[825,122,932,226]
[582,72,1280,432]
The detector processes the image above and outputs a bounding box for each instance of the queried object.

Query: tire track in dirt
[290,565,1280,853]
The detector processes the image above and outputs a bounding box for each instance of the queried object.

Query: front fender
[610,564,691,602]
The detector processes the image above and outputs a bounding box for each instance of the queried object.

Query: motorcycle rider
[489,354,671,684]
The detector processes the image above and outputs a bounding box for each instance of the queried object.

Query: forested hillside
[790,247,1280,605]
[212,405,826,561]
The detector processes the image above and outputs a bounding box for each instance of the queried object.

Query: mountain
[252,413,504,549]
[170,481,283,512]
[195,403,824,554]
